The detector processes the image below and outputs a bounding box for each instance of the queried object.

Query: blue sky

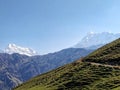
[0,0,120,54]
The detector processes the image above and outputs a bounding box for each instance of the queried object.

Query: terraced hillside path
[89,62,120,69]
[76,59,120,69]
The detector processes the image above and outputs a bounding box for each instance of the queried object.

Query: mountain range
[0,32,120,90]
[14,38,120,90]
[0,48,93,90]
[1,32,120,56]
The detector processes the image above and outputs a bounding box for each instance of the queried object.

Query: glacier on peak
[75,32,120,49]
[4,44,37,56]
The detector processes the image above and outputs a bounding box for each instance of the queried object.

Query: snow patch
[75,32,120,49]
[4,44,37,56]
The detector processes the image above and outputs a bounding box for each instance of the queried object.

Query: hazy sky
[0,0,120,54]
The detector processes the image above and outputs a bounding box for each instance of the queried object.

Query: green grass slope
[14,38,120,90]
[113,87,120,90]
[84,38,120,65]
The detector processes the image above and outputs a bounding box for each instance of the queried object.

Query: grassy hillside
[14,38,120,90]
[13,61,120,90]
[84,38,120,65]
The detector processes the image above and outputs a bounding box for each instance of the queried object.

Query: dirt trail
[89,62,120,69]
[76,59,120,69]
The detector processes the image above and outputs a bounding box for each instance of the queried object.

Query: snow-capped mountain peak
[4,44,37,56]
[75,32,120,49]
